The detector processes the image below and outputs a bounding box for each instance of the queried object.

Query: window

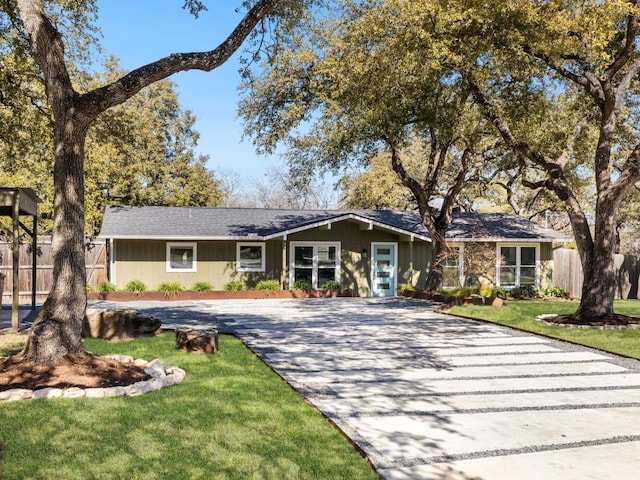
[497,244,539,288]
[290,242,340,289]
[237,243,265,272]
[166,242,197,272]
[443,246,464,288]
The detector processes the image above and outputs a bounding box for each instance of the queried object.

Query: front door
[371,243,397,297]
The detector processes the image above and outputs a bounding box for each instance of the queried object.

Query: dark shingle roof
[98,206,570,242]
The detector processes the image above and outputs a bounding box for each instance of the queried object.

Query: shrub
[158,281,185,297]
[97,280,116,293]
[437,287,479,298]
[256,280,281,291]
[223,280,245,292]
[540,286,569,298]
[397,283,415,292]
[478,284,496,298]
[509,285,538,299]
[191,281,213,292]
[320,280,341,290]
[293,280,313,291]
[86,283,95,293]
[125,280,147,295]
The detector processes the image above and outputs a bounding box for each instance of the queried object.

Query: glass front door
[371,243,396,297]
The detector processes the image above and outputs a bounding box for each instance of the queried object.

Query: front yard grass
[0,333,377,480]
[449,299,640,359]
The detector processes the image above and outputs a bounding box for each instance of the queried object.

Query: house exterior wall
[108,220,430,296]
[540,242,554,290]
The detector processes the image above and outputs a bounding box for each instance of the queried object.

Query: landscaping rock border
[0,355,186,402]
[534,313,640,330]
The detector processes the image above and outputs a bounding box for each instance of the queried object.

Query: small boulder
[83,309,162,340]
[176,328,219,354]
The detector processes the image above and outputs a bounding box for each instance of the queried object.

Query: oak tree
[240,0,501,292]
[454,0,640,319]
[6,0,283,364]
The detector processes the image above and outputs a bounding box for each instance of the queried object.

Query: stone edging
[0,355,186,402]
[534,314,640,330]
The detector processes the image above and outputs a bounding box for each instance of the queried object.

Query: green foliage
[0,56,223,236]
[96,280,116,293]
[0,334,378,479]
[508,285,539,299]
[191,281,213,292]
[397,283,416,292]
[539,286,569,299]
[437,287,480,298]
[84,60,223,235]
[125,280,147,295]
[86,283,95,293]
[255,279,282,291]
[223,280,245,292]
[157,281,185,297]
[320,280,341,290]
[478,284,496,298]
[293,280,313,291]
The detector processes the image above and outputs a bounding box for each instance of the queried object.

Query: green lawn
[449,299,640,359]
[0,333,377,480]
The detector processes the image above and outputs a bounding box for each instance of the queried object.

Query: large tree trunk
[22,116,89,364]
[424,229,448,293]
[574,198,619,319]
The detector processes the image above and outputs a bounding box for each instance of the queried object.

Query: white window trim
[443,243,465,288]
[166,242,197,273]
[236,242,266,272]
[496,243,540,289]
[289,241,341,289]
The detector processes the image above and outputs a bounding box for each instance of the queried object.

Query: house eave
[99,234,267,241]
[447,237,572,243]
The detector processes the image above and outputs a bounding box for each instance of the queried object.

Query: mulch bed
[0,352,150,392]
[543,313,640,327]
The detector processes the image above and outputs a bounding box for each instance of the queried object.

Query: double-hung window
[497,244,539,288]
[166,242,197,272]
[443,245,464,288]
[237,243,266,272]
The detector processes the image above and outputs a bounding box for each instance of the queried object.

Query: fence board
[553,248,640,299]
[0,236,107,304]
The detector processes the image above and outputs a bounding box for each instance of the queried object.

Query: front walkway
[91,297,640,479]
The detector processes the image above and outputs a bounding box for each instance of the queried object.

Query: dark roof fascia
[446,236,572,243]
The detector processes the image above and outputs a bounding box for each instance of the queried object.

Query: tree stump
[175,328,219,354]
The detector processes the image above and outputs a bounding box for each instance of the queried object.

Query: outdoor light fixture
[362,248,368,259]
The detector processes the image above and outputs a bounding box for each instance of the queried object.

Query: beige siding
[398,241,429,290]
[111,219,431,296]
[539,242,553,290]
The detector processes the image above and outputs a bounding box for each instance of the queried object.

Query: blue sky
[93,1,280,181]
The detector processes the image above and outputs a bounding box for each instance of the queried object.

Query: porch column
[281,236,288,289]
[409,236,415,285]
[31,212,37,310]
[11,189,19,332]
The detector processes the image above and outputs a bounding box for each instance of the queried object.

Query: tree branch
[604,8,639,81]
[80,0,277,116]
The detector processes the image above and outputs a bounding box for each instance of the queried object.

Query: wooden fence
[0,237,107,304]
[553,248,640,299]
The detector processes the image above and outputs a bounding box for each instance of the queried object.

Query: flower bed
[87,289,355,301]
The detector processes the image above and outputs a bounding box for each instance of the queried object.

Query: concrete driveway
[90,297,640,479]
